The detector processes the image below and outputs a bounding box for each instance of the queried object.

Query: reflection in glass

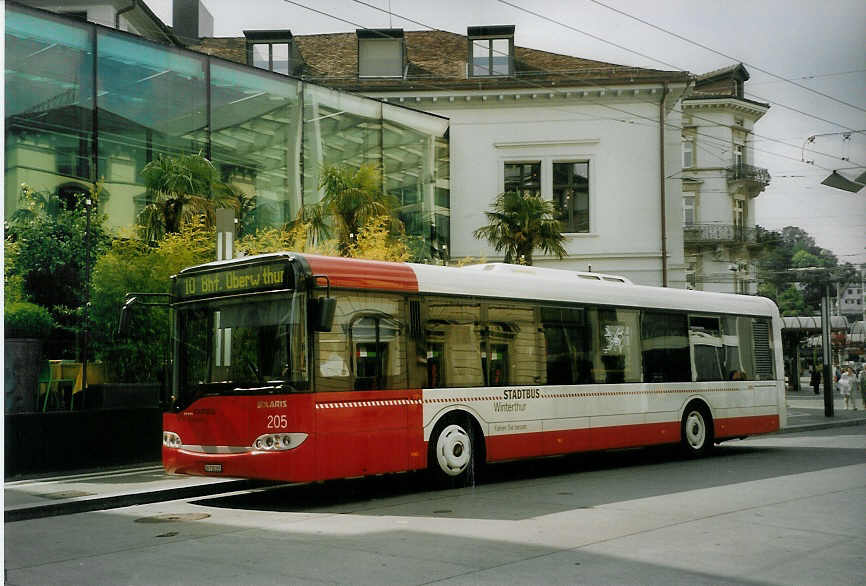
[425,301,482,388]
[317,292,407,392]
[641,312,690,383]
[252,43,269,70]
[594,308,641,384]
[179,293,308,401]
[504,162,540,194]
[689,315,725,381]
[553,162,589,233]
[487,304,542,385]
[302,84,382,206]
[4,9,94,212]
[542,307,593,384]
[96,31,207,230]
[4,5,450,259]
[210,61,300,227]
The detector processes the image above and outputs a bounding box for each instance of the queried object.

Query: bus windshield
[175,292,308,405]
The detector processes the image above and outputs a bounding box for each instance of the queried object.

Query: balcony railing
[727,163,771,187]
[683,223,757,244]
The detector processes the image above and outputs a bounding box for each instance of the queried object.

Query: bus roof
[409,262,778,317]
[178,253,778,318]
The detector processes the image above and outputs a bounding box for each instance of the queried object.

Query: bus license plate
[204,464,222,473]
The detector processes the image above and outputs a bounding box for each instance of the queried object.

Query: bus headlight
[163,431,182,449]
[253,432,308,451]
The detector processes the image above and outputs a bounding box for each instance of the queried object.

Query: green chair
[37,362,74,412]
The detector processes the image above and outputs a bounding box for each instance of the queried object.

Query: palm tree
[316,163,398,255]
[473,191,567,265]
[138,153,240,242]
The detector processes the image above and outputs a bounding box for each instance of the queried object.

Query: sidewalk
[4,464,254,523]
[6,393,864,523]
[783,383,866,433]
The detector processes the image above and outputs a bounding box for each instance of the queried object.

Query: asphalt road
[5,427,865,585]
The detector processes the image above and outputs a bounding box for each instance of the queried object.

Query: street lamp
[787,266,841,416]
[81,192,93,408]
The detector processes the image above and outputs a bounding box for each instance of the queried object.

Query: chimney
[173,0,214,43]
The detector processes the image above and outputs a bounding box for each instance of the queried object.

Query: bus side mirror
[312,297,337,332]
[117,296,137,337]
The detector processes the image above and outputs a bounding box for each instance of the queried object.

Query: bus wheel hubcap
[436,424,471,476]
[685,411,706,449]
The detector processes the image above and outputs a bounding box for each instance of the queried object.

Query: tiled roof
[190,29,689,91]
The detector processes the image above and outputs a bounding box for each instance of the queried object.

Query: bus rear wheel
[680,403,713,457]
[429,414,479,488]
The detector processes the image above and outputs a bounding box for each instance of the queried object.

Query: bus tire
[428,413,481,488]
[680,402,713,457]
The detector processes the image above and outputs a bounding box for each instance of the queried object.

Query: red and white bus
[158,253,785,485]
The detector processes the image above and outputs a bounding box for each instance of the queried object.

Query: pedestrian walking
[838,367,856,410]
[810,367,821,395]
[858,368,866,411]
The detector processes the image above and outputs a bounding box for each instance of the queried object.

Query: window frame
[244,31,293,75]
[468,35,514,77]
[503,161,541,195]
[357,36,405,79]
[683,193,696,226]
[552,160,590,234]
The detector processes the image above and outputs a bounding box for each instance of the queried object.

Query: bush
[90,224,216,382]
[4,302,56,339]
[5,184,109,346]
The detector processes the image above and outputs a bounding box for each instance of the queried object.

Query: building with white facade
[838,277,864,323]
[194,24,692,287]
[681,65,771,294]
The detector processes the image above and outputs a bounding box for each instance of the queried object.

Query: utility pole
[820,283,834,417]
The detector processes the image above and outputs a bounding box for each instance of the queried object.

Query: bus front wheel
[428,414,479,488]
[680,402,713,457]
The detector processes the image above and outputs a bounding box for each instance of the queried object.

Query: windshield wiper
[230,381,298,394]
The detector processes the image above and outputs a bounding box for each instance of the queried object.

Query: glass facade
[96,31,208,230]
[4,4,450,258]
[4,9,94,212]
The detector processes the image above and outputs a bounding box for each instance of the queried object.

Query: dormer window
[357,29,404,78]
[468,25,514,76]
[244,30,293,75]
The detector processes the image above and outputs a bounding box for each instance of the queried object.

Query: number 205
[267,414,288,429]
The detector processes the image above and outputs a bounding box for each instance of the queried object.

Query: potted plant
[4,301,55,412]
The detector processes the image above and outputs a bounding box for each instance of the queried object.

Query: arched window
[350,314,401,390]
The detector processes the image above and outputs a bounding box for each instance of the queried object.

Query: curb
[5,478,253,523]
[777,417,866,435]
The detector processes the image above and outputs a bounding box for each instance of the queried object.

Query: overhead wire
[497,0,864,133]
[583,0,866,114]
[350,0,856,169]
[284,0,858,172]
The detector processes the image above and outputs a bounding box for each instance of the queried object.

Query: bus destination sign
[177,262,288,299]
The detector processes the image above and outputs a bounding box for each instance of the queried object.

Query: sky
[145,0,866,266]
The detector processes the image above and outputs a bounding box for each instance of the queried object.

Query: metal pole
[821,283,834,417]
[82,194,92,409]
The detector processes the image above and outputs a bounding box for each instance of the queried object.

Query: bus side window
[486,303,544,386]
[689,315,725,381]
[641,311,690,383]
[350,315,402,390]
[541,306,591,385]
[424,299,482,388]
[594,308,641,384]
[317,292,407,391]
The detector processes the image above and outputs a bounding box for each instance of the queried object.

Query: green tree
[5,184,110,351]
[138,152,241,242]
[315,163,398,256]
[777,285,806,316]
[473,191,567,265]
[756,225,855,314]
[90,224,215,381]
